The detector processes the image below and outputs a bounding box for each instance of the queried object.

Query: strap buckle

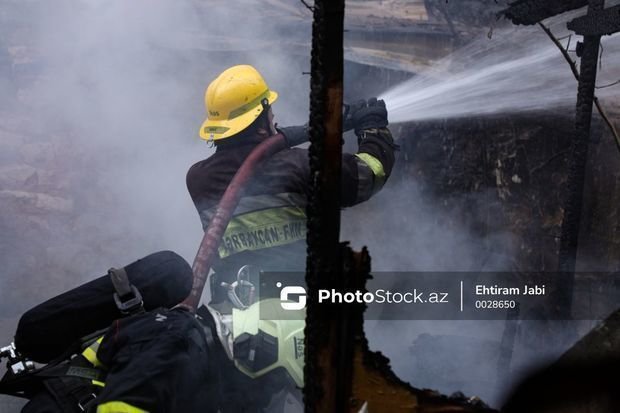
[77,393,97,411]
[109,267,144,315]
[113,285,144,315]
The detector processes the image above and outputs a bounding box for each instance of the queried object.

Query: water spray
[379,24,619,124]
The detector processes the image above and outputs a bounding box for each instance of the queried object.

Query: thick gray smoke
[0,0,311,298]
[23,0,310,262]
[344,8,620,408]
[341,175,519,406]
[341,176,595,406]
[0,2,310,410]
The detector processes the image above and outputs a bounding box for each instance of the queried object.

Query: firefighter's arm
[279,98,396,205]
[342,98,397,206]
[277,125,308,147]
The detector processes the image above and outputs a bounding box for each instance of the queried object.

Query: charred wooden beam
[304,0,348,410]
[567,4,620,36]
[557,0,605,312]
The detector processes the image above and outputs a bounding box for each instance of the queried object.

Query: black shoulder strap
[43,375,99,412]
[108,267,144,315]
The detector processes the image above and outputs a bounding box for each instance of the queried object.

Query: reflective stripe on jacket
[186,131,394,270]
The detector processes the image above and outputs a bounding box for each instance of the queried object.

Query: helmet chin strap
[260,98,277,136]
[269,124,278,137]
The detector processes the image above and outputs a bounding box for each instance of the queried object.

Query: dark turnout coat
[186,126,396,302]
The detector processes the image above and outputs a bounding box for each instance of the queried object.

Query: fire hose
[180,133,289,312]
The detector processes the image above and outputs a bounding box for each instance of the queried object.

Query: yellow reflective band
[218,206,307,258]
[96,401,148,413]
[355,153,385,182]
[200,192,307,231]
[228,89,270,119]
[82,337,104,368]
[92,379,105,387]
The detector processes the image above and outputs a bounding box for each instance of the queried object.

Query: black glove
[352,97,388,136]
[277,125,308,147]
[343,100,367,132]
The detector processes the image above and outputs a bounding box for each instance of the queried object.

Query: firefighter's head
[199,65,278,143]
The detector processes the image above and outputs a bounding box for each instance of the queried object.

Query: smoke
[0,0,311,332]
[1,0,618,410]
[0,4,312,409]
[342,158,596,407]
[343,8,620,408]
[341,171,520,406]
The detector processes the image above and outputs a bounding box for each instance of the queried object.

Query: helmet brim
[199,90,278,141]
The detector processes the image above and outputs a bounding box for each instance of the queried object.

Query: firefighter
[11,65,396,413]
[11,252,281,413]
[187,64,397,311]
[182,64,397,409]
[13,252,219,413]
[21,308,216,413]
[15,299,304,413]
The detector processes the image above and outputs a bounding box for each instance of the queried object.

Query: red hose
[180,133,288,312]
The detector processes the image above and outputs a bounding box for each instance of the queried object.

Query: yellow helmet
[199,65,279,141]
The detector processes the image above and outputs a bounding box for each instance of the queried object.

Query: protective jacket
[18,306,291,413]
[186,126,396,303]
